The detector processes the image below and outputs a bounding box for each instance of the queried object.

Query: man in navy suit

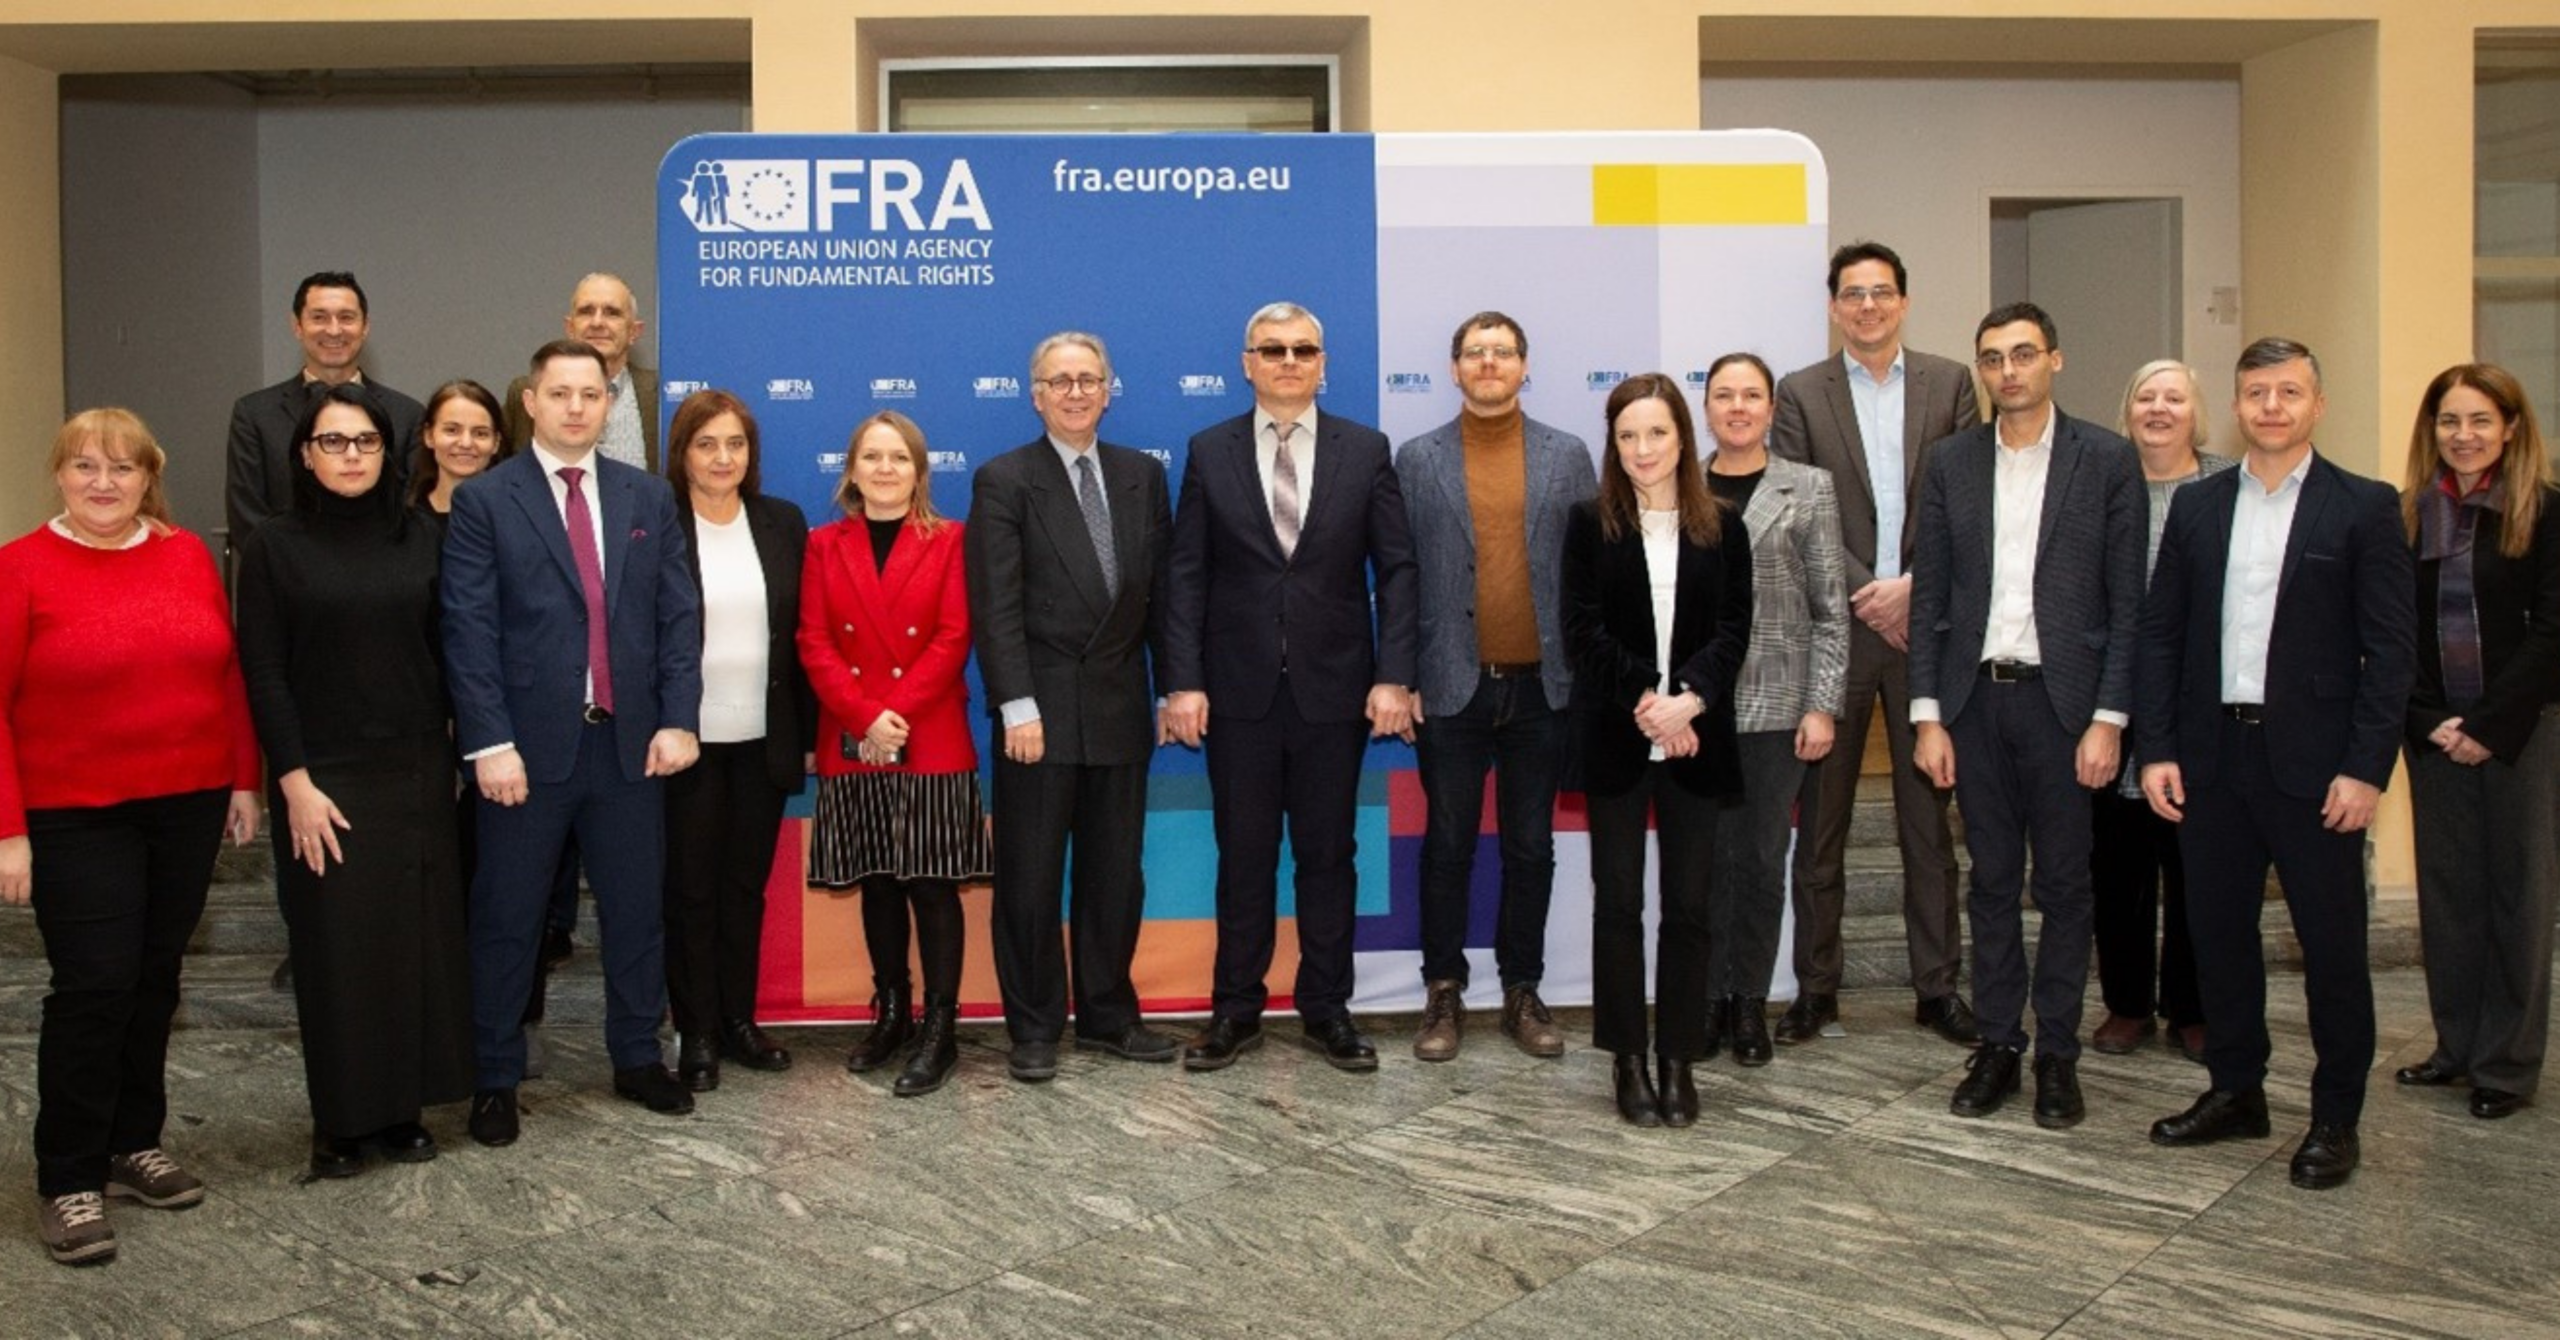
[2137,336,2415,1190]
[1908,303,2143,1128]
[1164,301,1420,1072]
[443,339,704,1145]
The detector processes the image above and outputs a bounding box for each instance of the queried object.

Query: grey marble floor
[2,963,2554,1339]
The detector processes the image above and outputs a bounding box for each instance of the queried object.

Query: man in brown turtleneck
[1393,312,1596,1061]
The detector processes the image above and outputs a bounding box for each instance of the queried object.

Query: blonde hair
[834,410,946,533]
[50,408,175,531]
[2116,359,2211,455]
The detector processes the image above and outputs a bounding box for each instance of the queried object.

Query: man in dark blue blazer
[1908,303,2144,1128]
[442,339,705,1145]
[1163,301,1420,1073]
[2136,337,2415,1191]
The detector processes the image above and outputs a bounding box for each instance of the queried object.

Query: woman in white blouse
[662,389,814,1092]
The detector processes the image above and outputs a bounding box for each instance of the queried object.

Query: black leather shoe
[1614,1053,1662,1127]
[1074,1023,1181,1063]
[2033,1054,2085,1129]
[2289,1122,2359,1190]
[896,999,959,1097]
[468,1088,519,1148]
[1702,996,1730,1060]
[1730,997,1773,1067]
[2471,1088,2528,1120]
[309,1133,365,1179]
[1917,994,1982,1046]
[2149,1088,2271,1146]
[613,1064,696,1115]
[678,1035,720,1093]
[541,924,575,970]
[1775,993,1837,1046]
[1950,1045,2022,1118]
[371,1122,437,1164]
[846,987,914,1073]
[1301,1018,1379,1072]
[2394,1056,2463,1086]
[1657,1057,1699,1127]
[722,1020,793,1072]
[1007,1039,1059,1083]
[1182,1018,1264,1072]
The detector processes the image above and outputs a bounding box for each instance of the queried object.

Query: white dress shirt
[1846,350,1908,580]
[1641,509,1681,763]
[2221,451,2313,704]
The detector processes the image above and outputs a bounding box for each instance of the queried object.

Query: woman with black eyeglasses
[235,382,473,1179]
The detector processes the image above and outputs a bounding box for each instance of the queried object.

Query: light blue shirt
[1846,350,1907,579]
[2220,450,2314,703]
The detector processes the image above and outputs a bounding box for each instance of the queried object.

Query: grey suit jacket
[506,365,660,474]
[1906,409,2144,734]
[1393,413,1596,712]
[1770,348,1979,593]
[1709,453,1850,734]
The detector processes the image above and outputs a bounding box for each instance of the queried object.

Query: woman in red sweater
[799,411,989,1097]
[0,409,261,1266]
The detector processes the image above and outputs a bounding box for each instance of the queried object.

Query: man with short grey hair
[507,273,660,472]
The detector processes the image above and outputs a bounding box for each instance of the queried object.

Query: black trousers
[2090,789,2200,1027]
[1947,676,2095,1059]
[28,788,227,1196]
[990,756,1150,1043]
[2180,716,2375,1126]
[1205,679,1369,1026]
[663,739,790,1042]
[1587,763,1717,1060]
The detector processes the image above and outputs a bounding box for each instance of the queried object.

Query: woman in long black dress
[235,382,473,1178]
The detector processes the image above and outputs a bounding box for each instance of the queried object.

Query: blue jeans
[1414,670,1564,990]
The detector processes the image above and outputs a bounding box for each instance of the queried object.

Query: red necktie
[557,466,615,715]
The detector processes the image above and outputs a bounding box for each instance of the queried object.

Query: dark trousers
[2091,789,2200,1027]
[1205,679,1369,1025]
[1587,763,1717,1060]
[663,739,788,1043]
[2180,716,2375,1126]
[1947,676,2094,1059]
[989,756,1150,1043]
[2409,708,2560,1095]
[1413,670,1564,992]
[28,788,226,1196]
[1792,623,1962,999]
[861,876,964,1001]
[1708,730,1802,1000]
[470,721,668,1087]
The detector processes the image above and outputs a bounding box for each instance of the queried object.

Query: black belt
[1979,660,2041,683]
[1482,662,1542,679]
[582,704,614,724]
[2222,702,2263,725]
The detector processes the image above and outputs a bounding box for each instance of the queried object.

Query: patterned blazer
[1711,453,1850,733]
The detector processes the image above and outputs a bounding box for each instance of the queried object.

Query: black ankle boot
[1658,1056,1700,1127]
[846,986,914,1073]
[1614,1052,1663,1127]
[1730,997,1772,1067]
[894,997,959,1097]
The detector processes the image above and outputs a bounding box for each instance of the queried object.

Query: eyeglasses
[1974,346,2048,374]
[1459,345,1522,363]
[1248,343,1324,363]
[310,431,387,455]
[1036,375,1108,395]
[1836,286,1902,307]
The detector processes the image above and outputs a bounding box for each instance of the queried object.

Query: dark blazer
[1163,411,1419,724]
[506,366,660,474]
[1394,413,1596,712]
[2135,452,2416,799]
[1560,500,1754,799]
[1770,348,1979,592]
[799,515,977,776]
[226,375,425,547]
[1907,410,2145,733]
[2406,481,2560,763]
[440,449,702,785]
[677,492,814,791]
[963,438,1172,767]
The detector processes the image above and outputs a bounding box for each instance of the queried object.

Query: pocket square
[630,527,648,539]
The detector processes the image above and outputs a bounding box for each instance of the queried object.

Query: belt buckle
[1987,660,2020,683]
[582,704,613,725]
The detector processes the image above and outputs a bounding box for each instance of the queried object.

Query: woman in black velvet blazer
[1562,373,1752,1129]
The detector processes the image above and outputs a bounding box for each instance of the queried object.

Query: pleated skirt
[808,769,994,886]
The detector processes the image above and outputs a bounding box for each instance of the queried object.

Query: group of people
[3,245,2550,1268]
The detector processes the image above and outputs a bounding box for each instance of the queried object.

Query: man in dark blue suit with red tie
[1163,301,1419,1073]
[443,339,704,1145]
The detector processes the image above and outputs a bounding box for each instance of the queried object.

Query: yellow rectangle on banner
[1591,164,1807,226]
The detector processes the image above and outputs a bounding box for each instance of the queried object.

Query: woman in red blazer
[798,411,990,1096]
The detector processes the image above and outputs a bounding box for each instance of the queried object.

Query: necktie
[557,466,615,715]
[1271,421,1301,558]
[1075,454,1118,599]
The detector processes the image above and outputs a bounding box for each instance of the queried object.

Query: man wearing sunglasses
[1165,302,1419,1073]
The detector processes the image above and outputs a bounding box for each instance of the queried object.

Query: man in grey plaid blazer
[1908,302,2144,1129]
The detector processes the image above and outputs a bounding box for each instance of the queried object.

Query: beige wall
[0,54,60,540]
